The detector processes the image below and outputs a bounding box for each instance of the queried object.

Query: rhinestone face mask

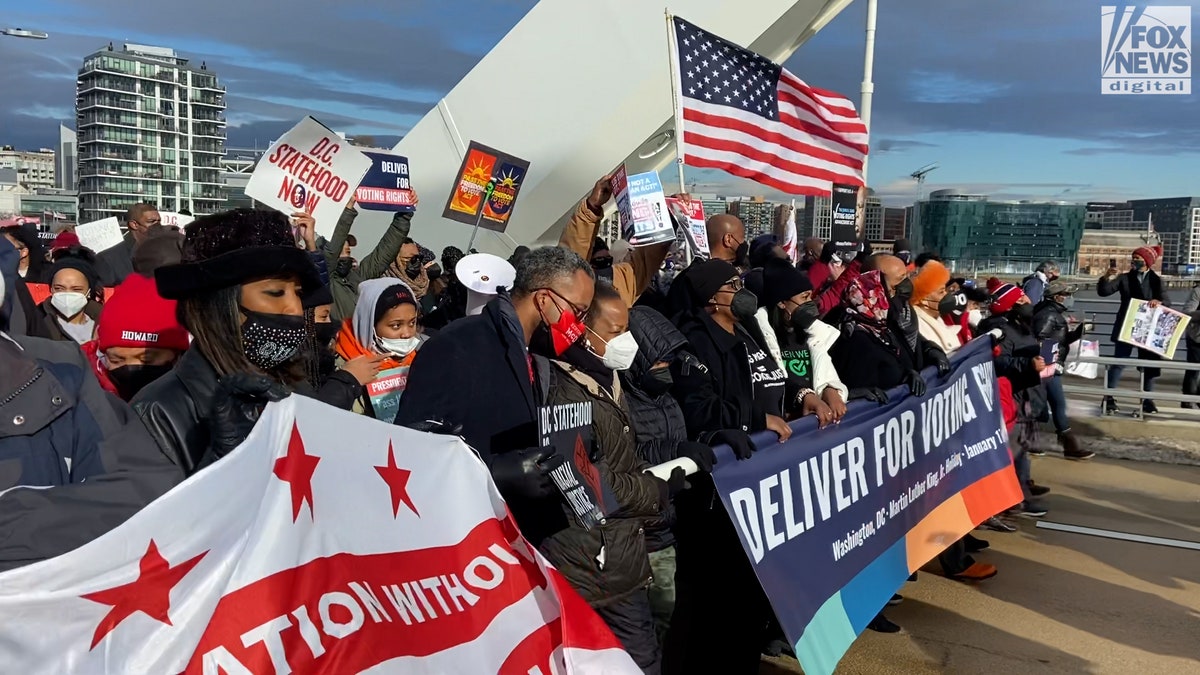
[239,307,307,370]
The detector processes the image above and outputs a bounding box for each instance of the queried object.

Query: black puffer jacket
[979,313,1047,420]
[536,360,663,608]
[1032,299,1082,364]
[620,307,691,552]
[131,347,220,474]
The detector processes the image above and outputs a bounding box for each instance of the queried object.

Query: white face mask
[377,335,420,357]
[51,291,88,318]
[967,309,985,328]
[590,329,639,371]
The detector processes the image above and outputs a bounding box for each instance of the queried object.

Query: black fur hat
[155,208,322,300]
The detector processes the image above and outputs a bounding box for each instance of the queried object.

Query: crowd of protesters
[2,173,1197,674]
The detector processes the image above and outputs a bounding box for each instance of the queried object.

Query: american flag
[671,17,868,195]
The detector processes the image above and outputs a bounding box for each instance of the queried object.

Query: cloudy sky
[1,0,1196,206]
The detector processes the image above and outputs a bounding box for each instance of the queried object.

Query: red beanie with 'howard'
[97,273,190,352]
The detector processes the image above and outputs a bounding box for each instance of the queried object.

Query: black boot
[1059,431,1095,460]
[1102,397,1120,415]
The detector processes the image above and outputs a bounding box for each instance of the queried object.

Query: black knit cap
[48,256,100,292]
[761,258,813,306]
[686,259,739,307]
[302,284,334,309]
[374,283,418,324]
[155,208,322,300]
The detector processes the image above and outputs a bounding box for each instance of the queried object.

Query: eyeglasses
[537,287,590,322]
[721,277,744,292]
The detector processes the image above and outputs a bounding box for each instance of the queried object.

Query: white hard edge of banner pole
[1035,521,1200,551]
[646,457,699,481]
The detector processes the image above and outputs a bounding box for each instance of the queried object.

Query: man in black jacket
[394,246,595,546]
[1032,281,1094,460]
[1098,246,1169,414]
[97,203,162,286]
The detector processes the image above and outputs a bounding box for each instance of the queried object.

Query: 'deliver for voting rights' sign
[611,166,675,247]
[356,152,416,212]
[244,117,372,237]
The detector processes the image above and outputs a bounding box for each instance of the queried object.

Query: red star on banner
[376,440,419,518]
[81,540,207,649]
[273,422,321,521]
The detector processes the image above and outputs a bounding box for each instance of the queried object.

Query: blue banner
[710,337,1022,675]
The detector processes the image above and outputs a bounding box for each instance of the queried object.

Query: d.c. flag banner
[710,337,1023,675]
[0,397,639,674]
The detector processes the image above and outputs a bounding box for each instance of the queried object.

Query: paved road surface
[760,456,1200,674]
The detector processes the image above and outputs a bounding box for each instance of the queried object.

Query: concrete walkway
[762,456,1200,674]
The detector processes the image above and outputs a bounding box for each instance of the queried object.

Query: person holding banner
[134,209,323,474]
[322,197,417,323]
[96,203,162,287]
[333,278,424,422]
[831,270,931,400]
[559,175,672,309]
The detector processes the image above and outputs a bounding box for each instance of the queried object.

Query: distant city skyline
[1,1,1196,208]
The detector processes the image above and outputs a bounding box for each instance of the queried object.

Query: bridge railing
[1061,356,1200,420]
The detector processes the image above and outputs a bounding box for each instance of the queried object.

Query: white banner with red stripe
[0,397,638,674]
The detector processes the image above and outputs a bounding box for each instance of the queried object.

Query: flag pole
[859,0,878,184]
[665,9,687,195]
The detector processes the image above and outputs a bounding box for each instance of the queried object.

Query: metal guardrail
[1061,355,1200,420]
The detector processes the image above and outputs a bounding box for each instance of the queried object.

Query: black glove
[208,373,290,459]
[928,348,951,376]
[905,370,927,397]
[491,448,566,500]
[405,418,464,437]
[849,387,889,404]
[706,429,755,461]
[676,441,717,473]
[666,467,689,498]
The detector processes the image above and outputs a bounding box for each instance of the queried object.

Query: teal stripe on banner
[794,539,911,675]
[840,538,911,632]
[795,592,855,675]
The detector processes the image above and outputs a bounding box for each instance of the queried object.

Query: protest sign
[538,399,615,531]
[244,117,372,238]
[365,364,409,423]
[665,196,710,257]
[159,212,194,229]
[611,166,675,247]
[830,183,862,255]
[442,141,530,233]
[1118,298,1192,359]
[74,217,123,252]
[710,337,1022,675]
[0,397,639,674]
[355,152,416,212]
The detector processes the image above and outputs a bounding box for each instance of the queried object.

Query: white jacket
[754,308,848,400]
[915,307,963,355]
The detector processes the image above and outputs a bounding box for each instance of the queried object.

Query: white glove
[988,328,1004,341]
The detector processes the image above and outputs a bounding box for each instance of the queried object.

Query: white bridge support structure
[352,0,855,256]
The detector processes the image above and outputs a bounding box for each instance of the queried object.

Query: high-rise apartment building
[76,43,226,223]
[0,147,55,190]
[728,197,776,238]
[882,207,907,241]
[56,125,77,191]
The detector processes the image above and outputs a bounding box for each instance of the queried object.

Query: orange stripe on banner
[905,495,972,572]
[961,465,1024,524]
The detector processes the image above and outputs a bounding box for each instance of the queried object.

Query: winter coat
[96,236,136,287]
[1032,299,1082,364]
[620,306,691,552]
[758,309,848,402]
[1021,271,1049,306]
[131,347,222,474]
[36,298,102,344]
[1098,269,1167,341]
[916,307,964,355]
[1181,285,1200,343]
[978,314,1047,421]
[322,208,413,323]
[0,332,183,571]
[830,325,919,392]
[671,309,766,438]
[559,200,670,308]
[394,293,570,546]
[537,361,662,607]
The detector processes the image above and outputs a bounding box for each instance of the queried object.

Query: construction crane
[909,163,939,249]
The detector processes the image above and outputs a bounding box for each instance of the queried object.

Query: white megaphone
[455,253,516,316]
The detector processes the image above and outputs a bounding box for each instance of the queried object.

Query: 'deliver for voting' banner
[711,337,1022,675]
[356,152,417,212]
[0,397,638,674]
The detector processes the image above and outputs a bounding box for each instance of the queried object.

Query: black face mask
[405,260,424,278]
[240,307,307,370]
[789,301,821,333]
[591,256,613,270]
[108,363,174,400]
[1011,303,1035,323]
[729,288,759,323]
[314,321,339,346]
[893,277,914,300]
[938,292,962,317]
[1131,260,1146,271]
[335,257,354,277]
[639,366,674,396]
[733,241,750,269]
